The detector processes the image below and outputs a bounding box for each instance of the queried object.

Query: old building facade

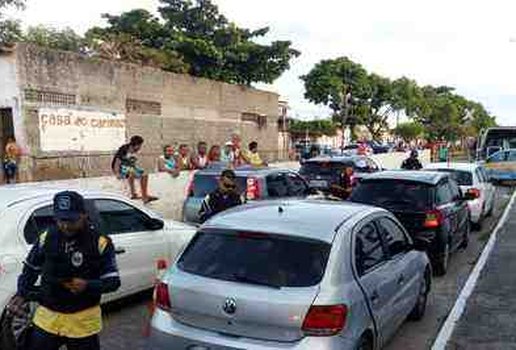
[0,44,280,181]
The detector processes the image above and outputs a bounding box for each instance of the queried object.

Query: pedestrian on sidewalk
[7,191,121,350]
[3,136,20,184]
[247,141,266,167]
[177,144,192,171]
[208,145,221,163]
[112,135,158,204]
[158,145,180,178]
[199,169,243,223]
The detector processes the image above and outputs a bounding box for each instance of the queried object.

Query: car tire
[434,240,450,276]
[356,333,374,350]
[486,200,494,217]
[461,221,471,249]
[408,268,430,321]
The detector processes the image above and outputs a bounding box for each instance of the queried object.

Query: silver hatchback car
[149,200,431,350]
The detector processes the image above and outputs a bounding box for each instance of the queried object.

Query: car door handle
[397,275,405,285]
[115,247,126,255]
[370,291,380,303]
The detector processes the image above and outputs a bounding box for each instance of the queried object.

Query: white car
[0,186,197,313]
[424,162,496,228]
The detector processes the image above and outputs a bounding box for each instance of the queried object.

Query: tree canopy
[289,118,338,138]
[302,57,497,141]
[0,0,24,46]
[394,122,425,142]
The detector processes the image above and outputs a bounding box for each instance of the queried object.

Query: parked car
[367,141,391,154]
[299,156,383,193]
[149,200,431,350]
[350,171,476,276]
[341,143,373,156]
[183,166,312,224]
[0,186,196,314]
[481,149,516,184]
[424,162,495,229]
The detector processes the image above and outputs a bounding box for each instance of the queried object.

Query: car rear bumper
[148,309,355,350]
[468,199,483,224]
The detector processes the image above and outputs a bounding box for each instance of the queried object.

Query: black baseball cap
[53,191,86,221]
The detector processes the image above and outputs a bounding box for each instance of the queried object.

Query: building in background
[0,44,281,181]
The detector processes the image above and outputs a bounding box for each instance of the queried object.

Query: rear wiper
[232,273,282,289]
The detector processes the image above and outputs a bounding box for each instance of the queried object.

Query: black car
[350,170,476,276]
[299,156,382,193]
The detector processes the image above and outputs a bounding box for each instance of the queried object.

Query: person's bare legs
[141,174,158,203]
[127,175,138,199]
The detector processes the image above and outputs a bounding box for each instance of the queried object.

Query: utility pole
[340,87,351,151]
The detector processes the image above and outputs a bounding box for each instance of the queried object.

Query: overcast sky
[9,0,516,125]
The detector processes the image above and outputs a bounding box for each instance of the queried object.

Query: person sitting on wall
[112,135,158,204]
[246,141,267,167]
[207,145,221,164]
[190,141,209,170]
[3,136,20,184]
[158,145,180,178]
[177,144,192,171]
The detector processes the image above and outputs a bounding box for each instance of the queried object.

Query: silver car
[149,200,431,350]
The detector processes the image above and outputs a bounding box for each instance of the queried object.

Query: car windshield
[351,180,432,211]
[178,231,331,288]
[192,174,247,197]
[430,169,473,186]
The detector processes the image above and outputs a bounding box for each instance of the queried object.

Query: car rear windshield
[350,180,432,211]
[178,231,331,288]
[431,169,473,186]
[192,174,247,197]
[300,161,353,176]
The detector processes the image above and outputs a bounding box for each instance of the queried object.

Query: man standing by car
[401,149,423,170]
[330,166,354,200]
[8,191,121,350]
[199,169,243,223]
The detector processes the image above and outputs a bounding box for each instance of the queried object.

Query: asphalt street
[99,186,514,350]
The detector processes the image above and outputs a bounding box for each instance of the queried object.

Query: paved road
[99,186,514,350]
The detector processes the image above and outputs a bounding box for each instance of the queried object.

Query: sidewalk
[448,191,516,350]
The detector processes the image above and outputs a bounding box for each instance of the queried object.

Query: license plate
[310,180,328,187]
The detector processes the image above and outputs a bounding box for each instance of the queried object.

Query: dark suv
[350,171,475,275]
[183,165,311,224]
[299,156,382,193]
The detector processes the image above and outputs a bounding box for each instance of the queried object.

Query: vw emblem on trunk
[223,298,237,315]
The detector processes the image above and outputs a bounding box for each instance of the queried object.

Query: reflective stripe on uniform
[100,272,119,279]
[33,305,102,338]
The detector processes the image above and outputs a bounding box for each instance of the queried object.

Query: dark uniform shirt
[401,157,423,170]
[199,189,243,223]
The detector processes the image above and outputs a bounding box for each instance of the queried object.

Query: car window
[366,158,379,172]
[475,169,484,184]
[192,174,246,198]
[377,218,409,257]
[178,231,331,288]
[355,222,387,276]
[266,173,289,198]
[94,199,150,235]
[509,151,516,162]
[350,180,432,211]
[479,167,489,183]
[436,181,453,205]
[488,151,507,163]
[431,169,473,186]
[449,180,462,201]
[24,205,54,245]
[286,173,308,196]
[299,161,351,176]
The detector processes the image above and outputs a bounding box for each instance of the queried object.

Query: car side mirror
[463,189,480,201]
[145,218,165,230]
[412,238,430,252]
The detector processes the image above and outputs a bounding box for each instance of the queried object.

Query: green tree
[86,0,300,84]
[0,0,24,46]
[394,122,424,142]
[24,25,85,52]
[289,118,338,137]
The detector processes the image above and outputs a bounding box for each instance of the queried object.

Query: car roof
[0,185,113,213]
[303,155,368,163]
[202,199,378,243]
[195,166,293,176]
[425,162,479,172]
[362,170,446,185]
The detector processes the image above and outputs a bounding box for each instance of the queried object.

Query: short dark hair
[221,169,236,180]
[130,135,144,146]
[198,141,207,148]
[179,144,188,149]
[249,141,258,150]
[163,145,172,154]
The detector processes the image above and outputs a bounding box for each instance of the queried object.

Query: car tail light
[155,282,172,311]
[424,210,443,229]
[467,188,481,199]
[302,305,347,336]
[246,177,261,200]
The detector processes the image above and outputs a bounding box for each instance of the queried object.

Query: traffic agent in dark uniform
[8,191,121,350]
[199,169,243,223]
[401,150,423,170]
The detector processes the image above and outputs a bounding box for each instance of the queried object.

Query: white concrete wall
[16,151,429,220]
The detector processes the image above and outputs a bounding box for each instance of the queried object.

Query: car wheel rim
[417,277,428,312]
